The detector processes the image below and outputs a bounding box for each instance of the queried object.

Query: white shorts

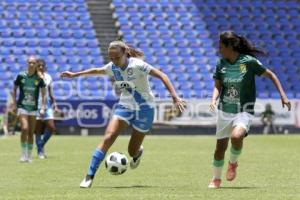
[36,108,54,120]
[216,110,253,139]
[17,108,37,116]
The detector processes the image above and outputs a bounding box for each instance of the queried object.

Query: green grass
[0,135,299,200]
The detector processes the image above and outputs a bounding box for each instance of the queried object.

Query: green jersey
[213,54,266,114]
[14,71,45,112]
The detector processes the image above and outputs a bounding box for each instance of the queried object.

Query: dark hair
[109,40,144,59]
[219,31,266,57]
[37,59,46,66]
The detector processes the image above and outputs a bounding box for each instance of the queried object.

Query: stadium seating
[112,0,299,99]
[0,0,107,100]
[0,0,299,100]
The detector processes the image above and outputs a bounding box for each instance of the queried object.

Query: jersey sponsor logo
[115,81,136,90]
[22,93,36,106]
[226,85,239,98]
[239,64,247,73]
[223,85,240,104]
[127,77,136,81]
[220,67,226,73]
[24,86,36,91]
[224,77,243,83]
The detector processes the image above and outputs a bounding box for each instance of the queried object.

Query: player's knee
[21,126,29,133]
[231,133,244,140]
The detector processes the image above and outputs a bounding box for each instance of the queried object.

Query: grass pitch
[0,135,299,200]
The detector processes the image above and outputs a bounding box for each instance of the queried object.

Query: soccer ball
[105,152,128,175]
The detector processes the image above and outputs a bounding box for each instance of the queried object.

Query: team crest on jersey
[240,64,246,73]
[35,80,39,85]
[21,79,25,84]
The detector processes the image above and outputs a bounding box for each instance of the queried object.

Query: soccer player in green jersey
[208,31,291,188]
[12,56,46,163]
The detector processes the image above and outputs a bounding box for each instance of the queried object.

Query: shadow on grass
[96,185,162,189]
[220,186,259,189]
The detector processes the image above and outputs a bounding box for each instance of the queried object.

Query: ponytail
[219,31,266,57]
[109,40,144,59]
[126,44,144,59]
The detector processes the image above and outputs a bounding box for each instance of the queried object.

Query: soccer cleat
[80,175,93,188]
[38,152,46,159]
[226,162,238,181]
[208,178,221,189]
[130,145,143,169]
[27,154,33,163]
[20,153,27,163]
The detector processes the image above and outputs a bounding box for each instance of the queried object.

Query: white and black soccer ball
[105,152,128,175]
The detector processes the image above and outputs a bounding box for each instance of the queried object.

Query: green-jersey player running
[208,31,291,189]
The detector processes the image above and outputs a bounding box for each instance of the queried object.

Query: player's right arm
[210,79,221,112]
[210,61,222,111]
[12,85,18,112]
[60,67,107,78]
[12,74,21,112]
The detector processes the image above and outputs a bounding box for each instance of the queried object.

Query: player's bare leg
[128,129,145,169]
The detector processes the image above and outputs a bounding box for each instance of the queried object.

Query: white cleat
[38,152,46,159]
[130,145,143,169]
[80,175,93,188]
[27,154,33,163]
[20,154,27,163]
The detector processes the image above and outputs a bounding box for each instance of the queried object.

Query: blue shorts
[114,105,154,133]
[36,108,54,120]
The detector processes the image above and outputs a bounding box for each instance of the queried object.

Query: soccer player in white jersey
[61,40,186,188]
[35,59,58,159]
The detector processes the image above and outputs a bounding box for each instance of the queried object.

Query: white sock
[212,159,224,179]
[213,166,223,179]
[21,142,27,156]
[229,154,239,164]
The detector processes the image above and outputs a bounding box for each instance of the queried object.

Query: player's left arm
[262,69,291,111]
[48,83,58,111]
[149,68,186,112]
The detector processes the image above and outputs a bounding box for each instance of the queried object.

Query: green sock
[27,143,33,156]
[213,159,224,167]
[21,142,27,154]
[229,147,242,163]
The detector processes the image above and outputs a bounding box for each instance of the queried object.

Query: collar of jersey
[26,71,36,77]
[225,54,242,65]
[120,58,130,71]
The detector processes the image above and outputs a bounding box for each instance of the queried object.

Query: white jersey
[38,73,53,109]
[104,57,155,110]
